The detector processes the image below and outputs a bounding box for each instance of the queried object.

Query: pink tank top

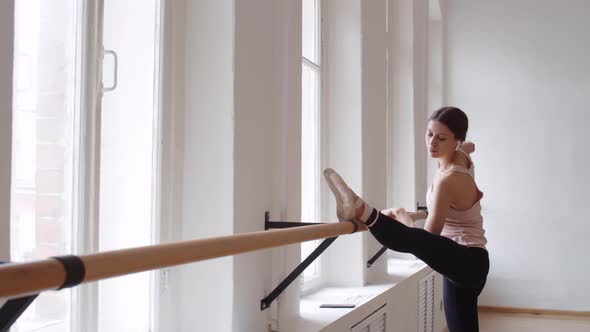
[426,150,487,250]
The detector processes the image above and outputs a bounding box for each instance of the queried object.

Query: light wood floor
[479,311,590,332]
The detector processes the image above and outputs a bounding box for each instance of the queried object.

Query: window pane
[301,63,318,223]
[10,0,81,331]
[302,0,318,63]
[301,63,320,280]
[98,0,160,331]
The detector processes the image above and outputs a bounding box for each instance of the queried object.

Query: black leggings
[367,210,489,332]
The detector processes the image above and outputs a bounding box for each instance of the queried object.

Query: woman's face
[425,120,459,159]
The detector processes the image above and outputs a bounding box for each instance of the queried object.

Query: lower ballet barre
[0,211,422,331]
[0,212,369,298]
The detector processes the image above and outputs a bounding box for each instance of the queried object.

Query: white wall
[269,0,303,326]
[445,0,590,310]
[233,12,279,330]
[427,1,443,183]
[361,0,389,283]
[0,0,14,264]
[412,0,429,208]
[267,0,303,326]
[233,0,301,330]
[387,0,434,259]
[164,1,303,331]
[321,0,366,288]
[387,0,417,214]
[173,1,235,331]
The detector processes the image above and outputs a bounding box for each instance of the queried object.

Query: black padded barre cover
[51,255,86,290]
[346,220,359,233]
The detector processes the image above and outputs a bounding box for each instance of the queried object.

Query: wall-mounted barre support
[0,212,364,325]
[261,236,337,310]
[0,262,39,332]
[416,203,428,212]
[264,211,325,230]
[367,246,388,268]
[261,211,341,310]
[0,212,363,329]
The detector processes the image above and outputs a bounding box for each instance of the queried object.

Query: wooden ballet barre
[0,220,366,300]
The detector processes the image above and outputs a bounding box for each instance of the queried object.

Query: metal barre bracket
[261,211,334,310]
[367,246,388,268]
[264,211,326,230]
[0,262,39,332]
[416,203,428,212]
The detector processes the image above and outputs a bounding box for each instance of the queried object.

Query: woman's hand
[381,207,414,227]
[459,141,475,154]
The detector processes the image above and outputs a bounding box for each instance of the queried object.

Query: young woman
[323,107,489,332]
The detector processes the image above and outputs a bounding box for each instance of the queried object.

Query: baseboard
[479,305,590,319]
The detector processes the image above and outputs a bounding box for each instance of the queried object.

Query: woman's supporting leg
[443,277,482,332]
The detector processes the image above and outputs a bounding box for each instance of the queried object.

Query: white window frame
[73,1,101,331]
[301,0,323,293]
[9,1,165,331]
[91,1,164,330]
[9,2,91,331]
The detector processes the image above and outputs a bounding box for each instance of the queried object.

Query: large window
[10,1,163,331]
[10,1,81,330]
[301,0,322,289]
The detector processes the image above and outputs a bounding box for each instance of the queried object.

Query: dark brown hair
[429,107,468,141]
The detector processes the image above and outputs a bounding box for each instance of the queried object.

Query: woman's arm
[380,210,427,227]
[381,176,455,231]
[424,176,454,234]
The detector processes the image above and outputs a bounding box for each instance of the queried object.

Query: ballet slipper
[323,168,373,223]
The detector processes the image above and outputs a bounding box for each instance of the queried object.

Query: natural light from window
[10,1,80,331]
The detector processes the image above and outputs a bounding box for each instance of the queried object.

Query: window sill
[281,258,429,331]
[386,257,427,281]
